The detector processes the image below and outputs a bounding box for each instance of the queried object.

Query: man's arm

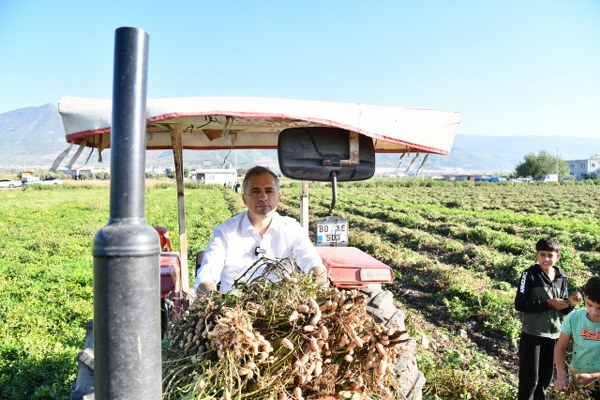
[194,228,228,294]
[286,219,327,279]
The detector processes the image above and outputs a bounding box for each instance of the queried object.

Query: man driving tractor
[194,165,327,295]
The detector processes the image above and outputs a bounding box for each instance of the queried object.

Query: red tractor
[63,27,460,400]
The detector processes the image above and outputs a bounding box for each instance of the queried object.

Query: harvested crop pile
[162,257,410,400]
[554,381,595,400]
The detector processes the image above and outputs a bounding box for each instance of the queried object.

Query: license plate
[316,217,348,246]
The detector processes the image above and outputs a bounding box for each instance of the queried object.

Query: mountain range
[1,103,599,175]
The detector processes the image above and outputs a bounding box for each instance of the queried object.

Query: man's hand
[197,280,216,296]
[568,291,583,306]
[548,298,569,310]
[310,266,328,285]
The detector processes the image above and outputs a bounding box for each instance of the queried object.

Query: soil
[387,284,519,388]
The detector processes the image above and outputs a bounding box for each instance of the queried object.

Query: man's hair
[584,276,600,303]
[242,166,280,192]
[535,237,561,252]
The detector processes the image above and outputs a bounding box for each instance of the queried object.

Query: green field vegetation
[0,180,598,399]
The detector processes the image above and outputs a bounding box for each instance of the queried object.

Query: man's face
[536,250,560,269]
[243,173,281,219]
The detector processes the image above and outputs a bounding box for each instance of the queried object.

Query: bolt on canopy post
[92,27,162,399]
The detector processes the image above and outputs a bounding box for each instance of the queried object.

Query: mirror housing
[277,127,375,182]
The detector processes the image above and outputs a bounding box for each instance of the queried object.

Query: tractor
[61,27,460,400]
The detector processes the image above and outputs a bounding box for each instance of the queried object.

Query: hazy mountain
[0,104,67,169]
[0,104,598,174]
[378,135,600,175]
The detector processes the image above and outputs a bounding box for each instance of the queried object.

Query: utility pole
[556,148,559,179]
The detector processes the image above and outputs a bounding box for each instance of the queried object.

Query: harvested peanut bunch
[163,257,410,399]
[553,380,594,400]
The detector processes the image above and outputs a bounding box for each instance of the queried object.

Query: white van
[21,175,40,184]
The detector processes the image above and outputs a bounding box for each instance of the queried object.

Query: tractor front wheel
[362,284,425,400]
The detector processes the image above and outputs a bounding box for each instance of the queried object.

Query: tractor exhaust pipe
[93,27,161,399]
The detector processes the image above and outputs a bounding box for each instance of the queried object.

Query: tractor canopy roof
[58,96,461,155]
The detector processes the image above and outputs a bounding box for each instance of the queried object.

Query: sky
[1,0,599,138]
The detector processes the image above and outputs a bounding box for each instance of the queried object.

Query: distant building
[191,167,238,186]
[567,154,600,180]
[442,174,477,181]
[473,176,507,183]
[59,166,108,179]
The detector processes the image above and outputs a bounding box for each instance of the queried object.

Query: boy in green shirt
[554,276,600,400]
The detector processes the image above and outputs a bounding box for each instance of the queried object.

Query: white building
[59,166,109,179]
[567,154,600,180]
[191,167,238,186]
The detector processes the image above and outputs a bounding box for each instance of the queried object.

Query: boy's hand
[554,375,569,391]
[568,291,583,306]
[574,372,599,386]
[548,298,569,310]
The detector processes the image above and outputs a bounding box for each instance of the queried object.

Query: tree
[514,151,569,180]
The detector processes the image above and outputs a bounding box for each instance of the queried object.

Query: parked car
[26,177,63,186]
[0,179,22,188]
[39,177,63,185]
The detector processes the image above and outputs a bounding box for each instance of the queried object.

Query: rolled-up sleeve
[287,221,324,274]
[194,227,228,292]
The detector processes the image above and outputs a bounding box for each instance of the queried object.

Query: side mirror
[277,127,375,182]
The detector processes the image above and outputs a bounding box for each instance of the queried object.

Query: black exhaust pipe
[93,27,161,399]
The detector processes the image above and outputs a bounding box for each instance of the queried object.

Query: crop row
[279,195,522,343]
[281,182,599,274]
[279,181,599,344]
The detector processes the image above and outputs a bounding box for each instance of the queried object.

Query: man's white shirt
[194,211,324,292]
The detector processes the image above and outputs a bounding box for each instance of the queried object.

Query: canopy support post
[300,180,309,233]
[170,128,190,294]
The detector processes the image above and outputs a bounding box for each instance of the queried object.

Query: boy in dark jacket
[514,237,582,400]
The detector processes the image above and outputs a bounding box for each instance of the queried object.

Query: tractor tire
[361,284,424,400]
[71,298,171,400]
[69,321,95,400]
